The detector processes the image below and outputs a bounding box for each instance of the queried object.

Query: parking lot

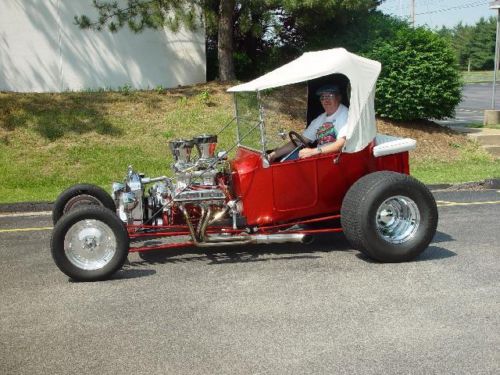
[436,83,496,126]
[0,189,499,375]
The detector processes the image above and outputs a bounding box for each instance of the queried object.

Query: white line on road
[0,211,51,218]
[436,200,500,207]
[0,227,53,233]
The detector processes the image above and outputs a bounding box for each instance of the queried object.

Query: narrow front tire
[51,206,129,281]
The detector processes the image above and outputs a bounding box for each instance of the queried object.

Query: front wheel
[50,206,129,281]
[341,171,438,262]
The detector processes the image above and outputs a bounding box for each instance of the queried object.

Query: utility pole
[411,0,415,27]
[485,1,500,124]
[490,1,500,109]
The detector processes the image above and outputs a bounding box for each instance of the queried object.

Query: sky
[378,0,495,29]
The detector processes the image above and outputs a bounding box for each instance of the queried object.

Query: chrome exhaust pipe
[196,233,311,247]
[251,233,308,244]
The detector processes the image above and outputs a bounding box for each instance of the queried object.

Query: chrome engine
[111,134,237,231]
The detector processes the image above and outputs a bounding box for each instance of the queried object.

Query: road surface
[0,189,499,375]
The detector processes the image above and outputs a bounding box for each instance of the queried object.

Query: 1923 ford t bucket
[50,49,438,281]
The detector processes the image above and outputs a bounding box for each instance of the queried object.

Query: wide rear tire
[341,171,438,262]
[51,206,129,281]
[52,184,116,225]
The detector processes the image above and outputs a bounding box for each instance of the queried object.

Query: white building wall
[0,0,206,92]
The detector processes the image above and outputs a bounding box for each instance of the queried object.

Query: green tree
[438,17,495,71]
[367,27,462,121]
[276,0,382,49]
[437,23,473,69]
[466,17,496,70]
[317,11,408,54]
[229,0,384,79]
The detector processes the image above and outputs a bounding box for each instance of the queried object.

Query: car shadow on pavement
[416,246,457,261]
[66,268,157,282]
[111,268,157,280]
[431,231,455,244]
[355,245,456,263]
[351,230,456,263]
[132,232,353,266]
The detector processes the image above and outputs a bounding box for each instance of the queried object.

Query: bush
[367,27,462,121]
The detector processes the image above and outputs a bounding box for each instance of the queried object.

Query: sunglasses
[320,94,337,101]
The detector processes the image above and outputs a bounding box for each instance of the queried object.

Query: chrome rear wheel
[376,196,420,245]
[341,171,438,262]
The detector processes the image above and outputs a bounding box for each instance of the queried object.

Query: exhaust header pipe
[180,204,313,248]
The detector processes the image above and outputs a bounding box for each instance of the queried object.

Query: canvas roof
[228,48,382,153]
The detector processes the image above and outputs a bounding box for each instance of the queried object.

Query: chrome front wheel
[65,219,118,271]
[51,206,129,281]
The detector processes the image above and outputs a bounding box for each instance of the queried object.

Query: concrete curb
[0,179,498,213]
[427,178,500,191]
[426,184,453,191]
[0,202,53,213]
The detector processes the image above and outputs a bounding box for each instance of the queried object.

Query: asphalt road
[437,83,497,126]
[0,189,499,375]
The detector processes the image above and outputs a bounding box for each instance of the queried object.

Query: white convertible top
[228,48,382,152]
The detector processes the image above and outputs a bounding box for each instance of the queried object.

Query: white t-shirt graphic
[303,104,349,146]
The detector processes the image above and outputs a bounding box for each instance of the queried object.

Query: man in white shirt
[269,84,348,162]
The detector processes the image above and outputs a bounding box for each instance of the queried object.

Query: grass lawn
[1,84,499,203]
[412,156,500,184]
[467,123,500,130]
[462,70,494,83]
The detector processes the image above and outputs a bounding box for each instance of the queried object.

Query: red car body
[231,143,409,226]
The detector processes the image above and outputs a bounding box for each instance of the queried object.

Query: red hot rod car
[50,48,438,281]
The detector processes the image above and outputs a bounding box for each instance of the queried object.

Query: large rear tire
[52,184,116,225]
[51,206,129,281]
[341,171,438,262]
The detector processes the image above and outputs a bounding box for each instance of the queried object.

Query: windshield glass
[234,84,308,152]
[234,92,262,151]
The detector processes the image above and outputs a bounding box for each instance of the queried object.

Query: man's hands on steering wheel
[269,131,313,163]
[277,131,313,162]
[288,131,312,148]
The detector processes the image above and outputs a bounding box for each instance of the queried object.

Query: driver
[269,84,349,162]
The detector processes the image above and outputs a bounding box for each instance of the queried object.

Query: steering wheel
[289,131,311,148]
[278,131,311,163]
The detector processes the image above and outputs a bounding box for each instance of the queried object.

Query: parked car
[50,48,438,281]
